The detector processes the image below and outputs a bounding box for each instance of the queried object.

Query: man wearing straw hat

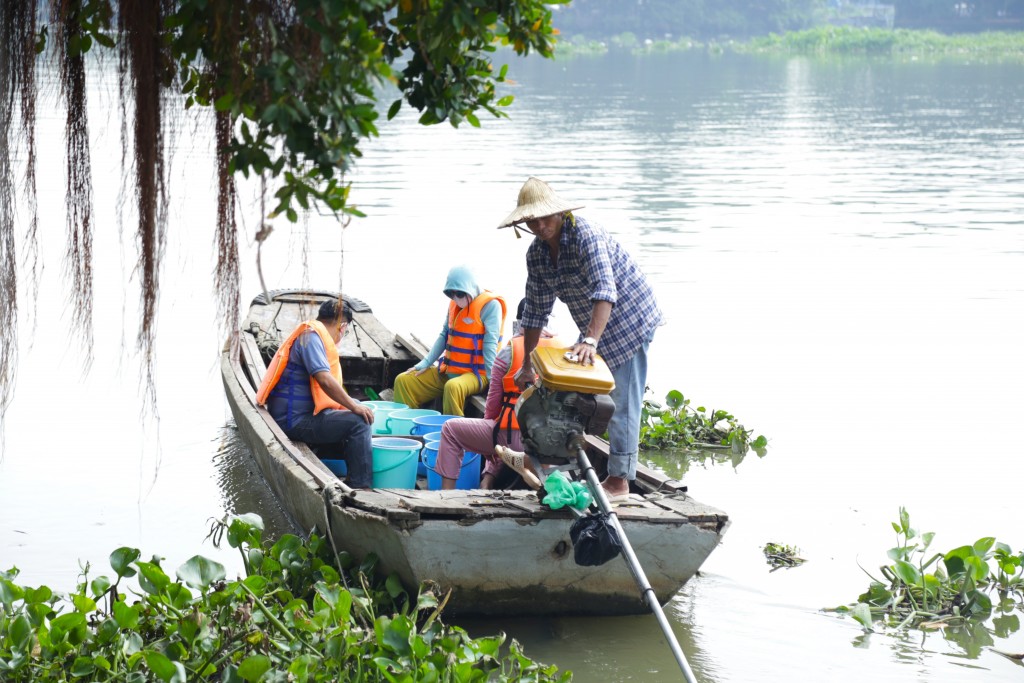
[498,177,664,502]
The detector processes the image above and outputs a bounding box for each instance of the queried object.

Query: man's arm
[513,326,543,390]
[574,299,613,366]
[312,371,374,424]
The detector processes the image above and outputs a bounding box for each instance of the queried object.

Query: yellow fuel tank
[530,345,615,394]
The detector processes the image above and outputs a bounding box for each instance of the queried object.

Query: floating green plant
[830,507,1024,635]
[0,513,570,682]
[763,542,806,571]
[639,389,768,455]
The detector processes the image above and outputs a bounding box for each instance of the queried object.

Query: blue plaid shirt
[521,214,664,370]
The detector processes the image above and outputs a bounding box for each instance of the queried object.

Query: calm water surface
[2,52,1023,681]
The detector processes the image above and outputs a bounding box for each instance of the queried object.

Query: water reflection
[211,423,297,541]
[456,608,706,683]
[643,446,766,480]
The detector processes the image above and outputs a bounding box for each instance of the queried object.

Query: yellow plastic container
[530,346,615,394]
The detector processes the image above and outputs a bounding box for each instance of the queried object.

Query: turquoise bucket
[410,414,460,436]
[362,401,408,435]
[386,408,440,436]
[421,444,482,490]
[371,437,420,489]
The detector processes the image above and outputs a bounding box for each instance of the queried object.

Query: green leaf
[381,615,413,656]
[973,537,996,554]
[214,93,235,112]
[387,99,402,120]
[144,650,187,683]
[893,560,921,586]
[238,654,271,682]
[113,600,140,630]
[288,654,318,680]
[23,585,52,604]
[0,578,25,607]
[385,573,404,599]
[176,555,226,591]
[72,592,97,614]
[851,602,874,632]
[71,656,96,677]
[110,547,141,578]
[90,575,112,598]
[136,562,171,595]
[9,614,32,649]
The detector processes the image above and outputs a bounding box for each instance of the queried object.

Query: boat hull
[221,291,729,616]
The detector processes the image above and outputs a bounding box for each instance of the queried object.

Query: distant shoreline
[552,28,1024,62]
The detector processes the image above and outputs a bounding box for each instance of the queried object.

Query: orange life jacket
[255,320,345,415]
[437,291,507,385]
[493,335,563,444]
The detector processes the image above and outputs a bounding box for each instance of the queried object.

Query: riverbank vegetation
[739,27,1024,60]
[552,28,1024,61]
[550,0,1024,43]
[831,508,1024,637]
[0,514,570,682]
[638,389,768,455]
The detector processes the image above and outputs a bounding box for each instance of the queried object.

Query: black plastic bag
[569,512,622,566]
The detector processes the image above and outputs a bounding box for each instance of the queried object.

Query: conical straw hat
[497,177,584,229]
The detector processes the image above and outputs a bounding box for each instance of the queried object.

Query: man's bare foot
[600,475,629,498]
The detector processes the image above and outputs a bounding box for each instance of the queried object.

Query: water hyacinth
[0,513,571,682]
[830,508,1024,637]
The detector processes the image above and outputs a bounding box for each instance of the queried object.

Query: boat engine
[515,346,616,464]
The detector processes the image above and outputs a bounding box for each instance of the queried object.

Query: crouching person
[436,299,558,490]
[256,298,375,488]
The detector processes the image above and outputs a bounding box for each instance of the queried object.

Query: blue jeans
[606,332,654,481]
[287,409,374,488]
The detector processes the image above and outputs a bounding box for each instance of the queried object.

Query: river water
[2,51,1023,681]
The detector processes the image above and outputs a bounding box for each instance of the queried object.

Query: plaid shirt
[521,214,664,370]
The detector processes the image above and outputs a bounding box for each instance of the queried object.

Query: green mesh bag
[542,471,593,511]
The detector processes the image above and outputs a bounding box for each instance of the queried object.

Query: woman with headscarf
[393,265,507,417]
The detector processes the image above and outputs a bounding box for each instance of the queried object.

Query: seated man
[255,298,375,488]
[435,299,560,490]
[394,265,507,417]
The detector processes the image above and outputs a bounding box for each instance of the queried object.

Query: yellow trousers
[393,367,487,417]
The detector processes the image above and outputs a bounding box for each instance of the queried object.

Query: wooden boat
[221,289,729,617]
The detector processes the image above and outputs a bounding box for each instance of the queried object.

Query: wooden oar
[573,443,699,683]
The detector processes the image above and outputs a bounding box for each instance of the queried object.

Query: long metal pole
[575,446,699,683]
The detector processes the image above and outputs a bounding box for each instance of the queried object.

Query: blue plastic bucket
[362,401,408,435]
[421,445,482,490]
[417,429,443,477]
[410,414,460,436]
[371,437,420,489]
[321,459,348,477]
[386,408,440,436]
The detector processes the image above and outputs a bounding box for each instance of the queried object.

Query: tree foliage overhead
[0,0,561,423]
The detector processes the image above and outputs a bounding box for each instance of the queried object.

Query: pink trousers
[436,417,523,481]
